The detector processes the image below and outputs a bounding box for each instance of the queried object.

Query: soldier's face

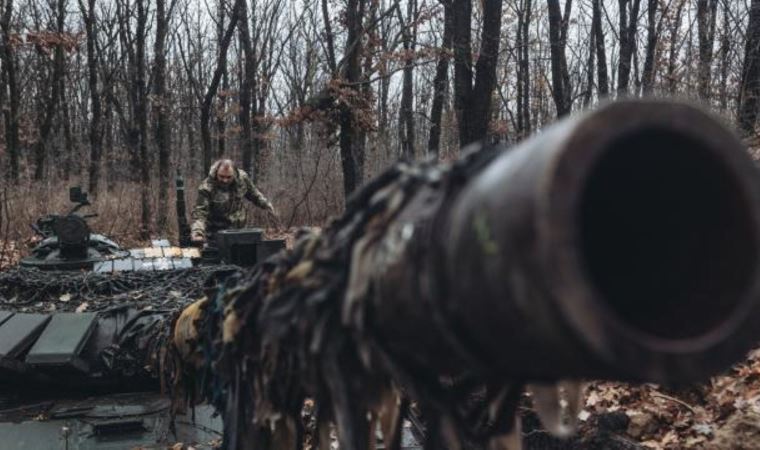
[216,166,235,186]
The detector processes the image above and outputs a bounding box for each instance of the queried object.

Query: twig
[649,391,696,413]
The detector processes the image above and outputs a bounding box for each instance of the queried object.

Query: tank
[0,182,420,449]
[0,186,316,450]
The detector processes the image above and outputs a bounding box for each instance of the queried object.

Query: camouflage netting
[0,265,239,314]
[0,265,239,386]
[166,149,533,450]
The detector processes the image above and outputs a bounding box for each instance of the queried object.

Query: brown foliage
[23,31,82,54]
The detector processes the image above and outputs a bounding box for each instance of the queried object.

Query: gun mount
[1,100,759,449]
[20,187,128,270]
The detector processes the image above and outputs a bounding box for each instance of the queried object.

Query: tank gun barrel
[368,100,760,384]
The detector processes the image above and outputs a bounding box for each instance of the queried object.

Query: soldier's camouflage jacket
[191,169,272,238]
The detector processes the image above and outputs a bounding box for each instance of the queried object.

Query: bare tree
[135,0,150,239]
[238,0,255,174]
[397,0,417,159]
[583,7,596,106]
[452,0,504,145]
[547,0,572,116]
[215,0,228,159]
[80,0,102,195]
[153,0,172,231]
[428,0,453,156]
[618,0,642,95]
[739,0,760,135]
[238,0,286,180]
[592,0,609,97]
[200,0,242,174]
[338,0,367,196]
[666,0,687,94]
[515,0,532,136]
[0,0,19,182]
[31,0,70,180]
[697,0,719,100]
[641,0,659,95]
[718,1,730,109]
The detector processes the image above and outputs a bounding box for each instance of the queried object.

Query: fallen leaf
[692,423,713,436]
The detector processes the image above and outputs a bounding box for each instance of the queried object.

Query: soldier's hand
[191,232,205,244]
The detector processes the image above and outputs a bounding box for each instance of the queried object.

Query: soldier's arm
[191,187,212,238]
[243,175,274,211]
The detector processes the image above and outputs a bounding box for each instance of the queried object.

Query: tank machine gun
[1,100,760,449]
[20,187,127,270]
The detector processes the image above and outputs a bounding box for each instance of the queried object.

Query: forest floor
[550,349,760,449]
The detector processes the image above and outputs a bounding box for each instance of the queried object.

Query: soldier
[191,159,276,244]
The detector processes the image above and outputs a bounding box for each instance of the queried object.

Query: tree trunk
[718,3,730,109]
[667,2,686,94]
[339,0,367,197]
[216,2,227,159]
[428,0,453,157]
[238,0,254,174]
[592,0,608,97]
[1,0,19,182]
[33,0,68,181]
[617,0,642,96]
[547,0,572,116]
[452,0,503,146]
[641,0,658,95]
[252,60,267,183]
[81,0,102,195]
[201,0,242,175]
[584,17,596,107]
[321,0,337,74]
[136,0,151,239]
[153,0,171,232]
[697,0,719,101]
[60,74,74,180]
[738,0,760,136]
[398,0,416,159]
[452,0,472,143]
[515,0,532,137]
[104,83,116,192]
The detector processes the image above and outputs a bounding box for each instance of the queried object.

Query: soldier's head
[210,159,236,187]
